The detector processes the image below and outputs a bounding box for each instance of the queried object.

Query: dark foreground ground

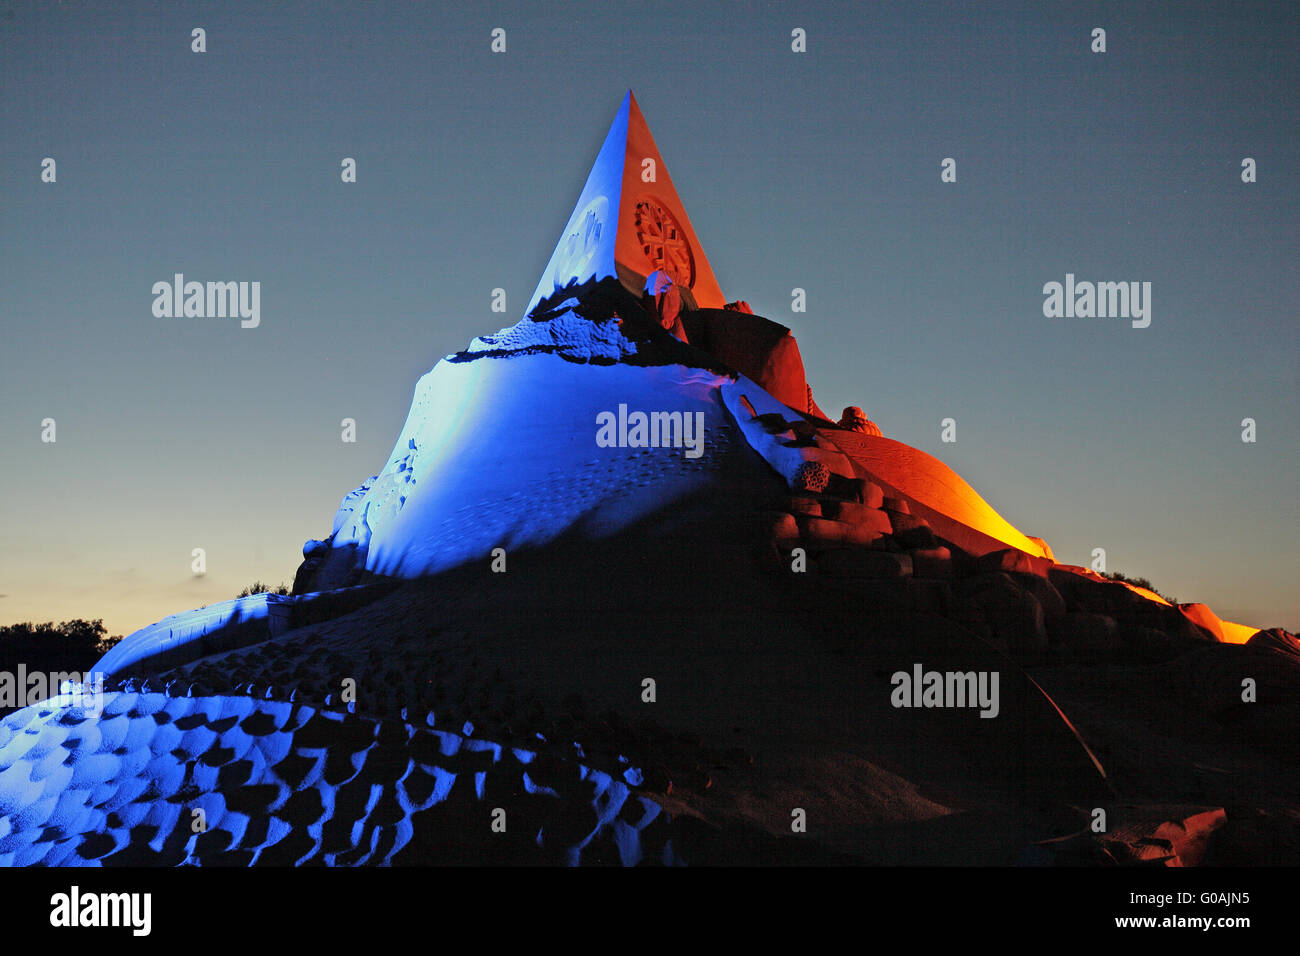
[66,497,1293,866]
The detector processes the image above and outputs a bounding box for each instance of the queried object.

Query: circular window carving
[633,197,695,288]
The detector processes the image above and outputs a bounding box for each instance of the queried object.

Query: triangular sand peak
[523,91,725,318]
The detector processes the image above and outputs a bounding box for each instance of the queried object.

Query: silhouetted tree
[0,619,122,691]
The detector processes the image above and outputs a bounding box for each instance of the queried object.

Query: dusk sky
[2,0,1295,637]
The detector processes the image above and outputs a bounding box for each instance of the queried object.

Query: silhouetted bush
[237,581,290,598]
[1104,571,1177,605]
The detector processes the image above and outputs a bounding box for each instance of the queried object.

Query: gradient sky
[2,0,1296,637]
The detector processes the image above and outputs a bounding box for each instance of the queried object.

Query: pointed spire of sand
[523,90,725,318]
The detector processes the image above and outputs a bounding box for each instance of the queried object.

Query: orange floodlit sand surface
[820,431,1053,558]
[815,432,1262,644]
[1218,619,1262,645]
[614,92,726,309]
[1050,566,1258,644]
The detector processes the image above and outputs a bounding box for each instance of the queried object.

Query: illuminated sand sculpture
[1,92,1295,867]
